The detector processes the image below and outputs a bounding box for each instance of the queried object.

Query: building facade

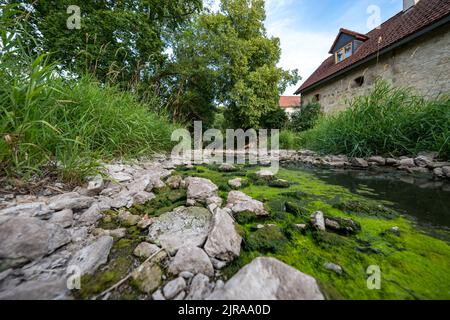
[295,0,450,114]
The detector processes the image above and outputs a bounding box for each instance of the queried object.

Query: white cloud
[265,2,334,95]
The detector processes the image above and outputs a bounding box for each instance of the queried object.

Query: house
[279,96,301,116]
[295,0,450,114]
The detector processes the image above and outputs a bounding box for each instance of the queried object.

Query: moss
[333,200,397,219]
[269,179,290,188]
[285,201,306,216]
[116,239,132,249]
[245,226,288,253]
[235,210,260,225]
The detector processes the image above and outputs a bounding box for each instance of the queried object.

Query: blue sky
[206,0,404,95]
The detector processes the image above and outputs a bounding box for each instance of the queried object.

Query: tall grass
[0,5,178,182]
[300,81,450,159]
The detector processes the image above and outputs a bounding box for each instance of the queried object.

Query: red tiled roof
[295,0,450,94]
[279,96,301,108]
[328,28,369,54]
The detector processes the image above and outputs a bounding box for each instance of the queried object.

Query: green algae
[179,165,450,300]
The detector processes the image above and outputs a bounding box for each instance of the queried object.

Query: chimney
[403,0,420,11]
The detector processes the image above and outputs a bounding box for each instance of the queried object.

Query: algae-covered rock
[324,216,361,235]
[147,206,212,254]
[131,261,162,294]
[245,226,288,253]
[269,179,290,188]
[334,200,397,219]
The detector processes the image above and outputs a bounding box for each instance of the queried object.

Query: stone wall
[301,24,450,114]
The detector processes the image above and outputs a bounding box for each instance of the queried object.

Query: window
[335,42,353,63]
[314,94,321,102]
[354,76,365,87]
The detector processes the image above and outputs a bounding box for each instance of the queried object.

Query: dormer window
[335,42,353,63]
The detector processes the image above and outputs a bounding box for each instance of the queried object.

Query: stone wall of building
[301,25,450,114]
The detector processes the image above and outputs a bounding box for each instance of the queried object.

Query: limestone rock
[166,175,183,189]
[368,156,386,166]
[163,277,187,299]
[226,191,268,217]
[204,209,242,263]
[0,278,69,300]
[147,206,212,254]
[324,262,344,275]
[117,211,141,226]
[152,289,166,300]
[0,202,53,219]
[186,273,214,300]
[399,158,416,168]
[185,177,219,205]
[324,216,361,235]
[0,217,71,269]
[219,163,237,172]
[207,257,324,300]
[131,261,162,294]
[268,179,290,188]
[442,166,450,178]
[414,155,433,168]
[49,209,73,228]
[310,211,326,231]
[351,158,368,168]
[228,178,243,189]
[68,236,113,275]
[87,175,104,195]
[255,169,275,179]
[48,192,94,211]
[168,246,214,277]
[133,191,155,205]
[78,203,102,226]
[133,242,163,260]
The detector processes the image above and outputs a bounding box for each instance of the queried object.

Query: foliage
[289,102,322,132]
[0,6,177,181]
[260,107,289,130]
[170,0,299,128]
[5,0,202,95]
[279,130,302,150]
[300,81,450,159]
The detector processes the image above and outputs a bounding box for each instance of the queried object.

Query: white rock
[207,257,324,300]
[133,242,161,259]
[204,208,242,263]
[168,246,214,277]
[133,191,155,205]
[310,211,326,231]
[0,217,71,269]
[255,169,275,179]
[49,209,73,228]
[324,262,344,275]
[228,178,243,189]
[0,202,53,219]
[78,203,102,226]
[48,192,94,211]
[87,175,104,195]
[163,277,187,299]
[226,191,268,217]
[147,206,212,254]
[152,289,166,300]
[186,273,214,300]
[68,236,113,275]
[185,177,219,205]
[131,261,162,294]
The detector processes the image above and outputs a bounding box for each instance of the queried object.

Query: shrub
[290,102,322,132]
[260,108,289,129]
[300,81,450,159]
[279,130,302,150]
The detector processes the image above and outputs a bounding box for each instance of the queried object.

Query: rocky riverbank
[0,155,326,300]
[1,151,449,300]
[277,150,450,180]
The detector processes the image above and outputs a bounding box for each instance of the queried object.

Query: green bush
[290,102,322,132]
[300,81,450,159]
[260,108,289,129]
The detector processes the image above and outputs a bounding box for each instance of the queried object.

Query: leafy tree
[168,0,299,129]
[261,108,289,129]
[4,0,202,94]
[290,102,322,132]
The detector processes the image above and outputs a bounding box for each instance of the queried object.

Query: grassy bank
[297,82,450,159]
[0,59,177,182]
